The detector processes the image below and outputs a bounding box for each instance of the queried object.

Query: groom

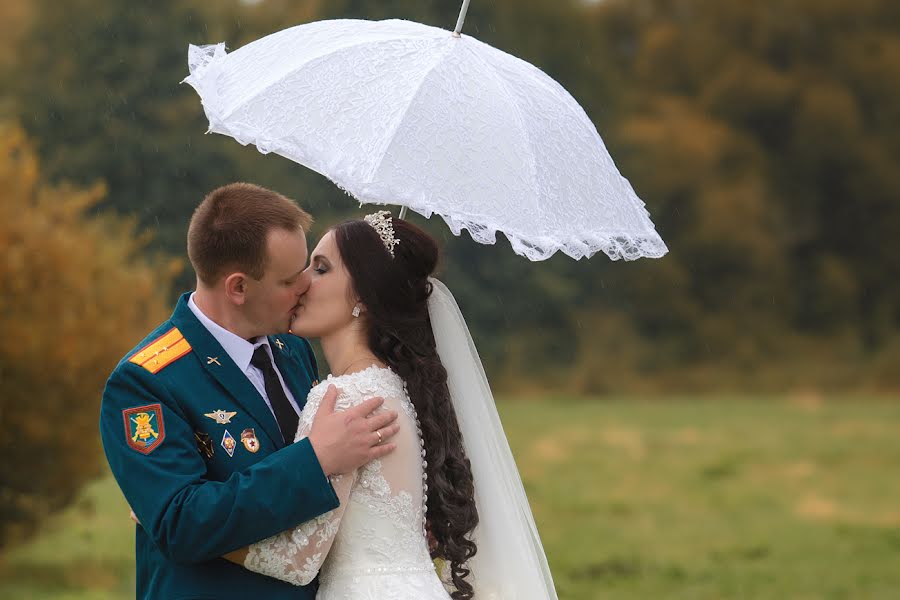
[100,183,398,599]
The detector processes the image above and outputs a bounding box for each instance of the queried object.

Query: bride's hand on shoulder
[307,385,400,476]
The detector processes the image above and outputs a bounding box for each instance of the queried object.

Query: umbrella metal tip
[452,31,462,38]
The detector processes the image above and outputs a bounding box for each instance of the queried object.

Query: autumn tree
[0,124,179,551]
[0,0,250,255]
[566,0,900,390]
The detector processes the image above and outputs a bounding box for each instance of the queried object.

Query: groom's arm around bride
[102,364,388,563]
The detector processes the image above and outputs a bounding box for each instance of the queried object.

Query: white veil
[427,278,558,600]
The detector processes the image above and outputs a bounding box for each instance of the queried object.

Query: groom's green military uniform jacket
[100,293,339,600]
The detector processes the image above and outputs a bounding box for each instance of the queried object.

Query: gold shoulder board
[129,327,192,374]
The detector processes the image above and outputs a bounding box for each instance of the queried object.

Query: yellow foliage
[0,0,32,72]
[619,97,757,194]
[0,123,180,549]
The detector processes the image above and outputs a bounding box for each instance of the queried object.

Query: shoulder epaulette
[129,327,192,374]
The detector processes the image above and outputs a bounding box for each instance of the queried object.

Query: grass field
[2,397,899,599]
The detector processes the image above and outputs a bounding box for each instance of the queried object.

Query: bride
[225,211,557,599]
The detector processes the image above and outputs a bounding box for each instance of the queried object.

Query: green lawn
[3,398,899,599]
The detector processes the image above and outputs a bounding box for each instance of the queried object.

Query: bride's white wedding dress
[244,365,450,599]
[245,280,557,599]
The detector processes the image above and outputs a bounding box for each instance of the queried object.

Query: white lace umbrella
[184,4,667,261]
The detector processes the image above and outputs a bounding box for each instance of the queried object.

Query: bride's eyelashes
[311,255,331,275]
[313,259,331,274]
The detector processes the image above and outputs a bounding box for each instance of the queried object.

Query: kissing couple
[100,183,556,599]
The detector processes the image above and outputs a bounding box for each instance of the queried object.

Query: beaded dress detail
[244,365,450,599]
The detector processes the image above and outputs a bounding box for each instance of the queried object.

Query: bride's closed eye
[312,255,332,275]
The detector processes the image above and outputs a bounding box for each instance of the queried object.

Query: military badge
[195,431,214,459]
[123,404,165,454]
[204,410,237,424]
[241,428,260,453]
[221,429,236,457]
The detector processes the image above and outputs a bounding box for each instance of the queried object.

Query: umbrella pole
[399,206,409,219]
[453,0,472,37]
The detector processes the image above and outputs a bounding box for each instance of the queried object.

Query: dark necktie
[250,346,298,443]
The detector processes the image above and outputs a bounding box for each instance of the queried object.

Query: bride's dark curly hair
[333,216,478,599]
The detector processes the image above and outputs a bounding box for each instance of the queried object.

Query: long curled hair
[334,216,478,598]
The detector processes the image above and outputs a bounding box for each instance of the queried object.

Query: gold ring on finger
[375,429,383,445]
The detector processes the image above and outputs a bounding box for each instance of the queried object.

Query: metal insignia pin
[221,430,236,457]
[204,410,237,424]
[194,431,214,459]
[274,339,285,351]
[207,356,221,366]
[241,428,260,453]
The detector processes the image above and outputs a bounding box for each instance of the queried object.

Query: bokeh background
[1,0,899,598]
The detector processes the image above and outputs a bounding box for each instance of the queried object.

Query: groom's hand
[308,385,399,476]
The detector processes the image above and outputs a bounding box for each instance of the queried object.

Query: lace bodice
[244,366,449,598]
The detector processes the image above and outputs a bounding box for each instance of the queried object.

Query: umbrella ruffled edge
[359,199,669,262]
[186,122,670,262]
[434,210,669,262]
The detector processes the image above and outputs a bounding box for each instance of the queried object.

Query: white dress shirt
[188,293,302,421]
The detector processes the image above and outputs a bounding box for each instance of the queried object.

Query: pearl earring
[352,305,361,318]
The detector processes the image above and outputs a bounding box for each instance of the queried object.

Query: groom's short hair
[188,182,312,285]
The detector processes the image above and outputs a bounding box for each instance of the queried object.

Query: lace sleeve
[242,468,356,586]
[242,382,365,586]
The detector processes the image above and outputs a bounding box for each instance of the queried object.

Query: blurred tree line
[0,124,178,549]
[2,0,899,394]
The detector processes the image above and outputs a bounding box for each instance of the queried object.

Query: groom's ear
[223,272,248,305]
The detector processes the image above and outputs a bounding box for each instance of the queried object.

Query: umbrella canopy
[185,18,667,261]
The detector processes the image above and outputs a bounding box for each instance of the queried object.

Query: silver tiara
[364,210,400,258]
